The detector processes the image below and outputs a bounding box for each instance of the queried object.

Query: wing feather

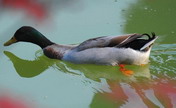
[75,36,110,51]
[74,34,139,51]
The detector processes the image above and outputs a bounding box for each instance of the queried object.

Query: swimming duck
[4,26,157,68]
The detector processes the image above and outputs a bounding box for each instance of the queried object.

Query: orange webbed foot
[140,64,146,66]
[119,64,134,76]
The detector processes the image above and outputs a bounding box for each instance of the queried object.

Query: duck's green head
[4,26,54,49]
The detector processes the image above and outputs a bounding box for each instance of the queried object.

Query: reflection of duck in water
[4,51,55,77]
[8,51,174,108]
[4,51,151,81]
[4,26,157,74]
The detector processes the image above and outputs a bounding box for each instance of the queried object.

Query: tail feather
[116,32,158,51]
[140,35,158,51]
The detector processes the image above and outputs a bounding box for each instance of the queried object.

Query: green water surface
[0,0,176,108]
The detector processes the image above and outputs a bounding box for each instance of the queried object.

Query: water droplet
[129,15,133,17]
[144,7,148,10]
[171,31,175,34]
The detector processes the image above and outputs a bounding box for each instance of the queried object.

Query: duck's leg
[140,64,146,66]
[119,64,133,76]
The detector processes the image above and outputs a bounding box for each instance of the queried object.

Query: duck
[4,26,158,75]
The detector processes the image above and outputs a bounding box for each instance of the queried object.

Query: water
[0,0,176,108]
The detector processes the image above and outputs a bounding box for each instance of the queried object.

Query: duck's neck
[28,32,54,49]
[35,36,54,49]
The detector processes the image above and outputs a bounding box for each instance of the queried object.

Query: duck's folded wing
[75,36,110,51]
[75,34,141,51]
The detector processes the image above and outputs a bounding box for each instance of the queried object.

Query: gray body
[43,33,157,66]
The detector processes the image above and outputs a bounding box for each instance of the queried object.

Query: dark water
[0,0,176,108]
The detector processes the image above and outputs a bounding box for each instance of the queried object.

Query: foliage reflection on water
[1,0,176,108]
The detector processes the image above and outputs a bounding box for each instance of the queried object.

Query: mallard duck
[4,26,157,67]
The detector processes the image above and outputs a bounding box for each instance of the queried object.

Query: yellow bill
[4,37,17,46]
